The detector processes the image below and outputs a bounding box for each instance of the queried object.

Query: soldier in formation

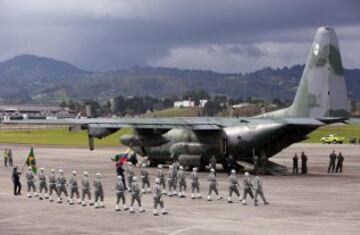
[167,165,177,196]
[141,163,151,194]
[207,168,222,201]
[153,178,168,216]
[115,175,128,211]
[177,166,187,198]
[26,167,37,198]
[253,172,269,206]
[93,173,105,209]
[57,169,69,204]
[38,168,49,200]
[190,167,202,199]
[242,172,254,205]
[126,162,135,192]
[48,169,58,202]
[69,170,81,205]
[156,164,166,193]
[129,177,145,213]
[227,169,241,203]
[81,171,93,206]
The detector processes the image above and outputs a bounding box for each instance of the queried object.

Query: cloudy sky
[0,0,359,73]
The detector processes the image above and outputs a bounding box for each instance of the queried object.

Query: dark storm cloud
[0,0,359,72]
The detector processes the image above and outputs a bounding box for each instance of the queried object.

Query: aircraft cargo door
[220,138,228,154]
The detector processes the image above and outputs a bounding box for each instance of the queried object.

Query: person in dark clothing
[328,150,337,173]
[301,152,308,174]
[12,167,21,196]
[335,152,344,173]
[292,153,299,174]
[116,162,127,189]
[227,155,235,176]
[129,153,138,166]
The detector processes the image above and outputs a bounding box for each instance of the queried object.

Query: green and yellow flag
[26,147,37,174]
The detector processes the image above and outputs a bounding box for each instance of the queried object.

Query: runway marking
[169,224,208,235]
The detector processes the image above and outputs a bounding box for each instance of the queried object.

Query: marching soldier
[26,167,37,198]
[129,177,145,213]
[48,169,58,202]
[167,165,177,196]
[253,172,269,206]
[242,172,254,205]
[93,173,105,209]
[328,150,336,173]
[336,152,344,173]
[140,164,151,194]
[207,168,222,201]
[81,171,93,207]
[126,162,135,192]
[228,169,241,203]
[115,175,128,211]
[293,153,299,174]
[69,171,81,205]
[177,166,187,198]
[38,168,49,200]
[190,167,201,199]
[153,178,168,216]
[156,164,166,193]
[57,169,69,204]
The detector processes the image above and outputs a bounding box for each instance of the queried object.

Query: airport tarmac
[0,143,359,235]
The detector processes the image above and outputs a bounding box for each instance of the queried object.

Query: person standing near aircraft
[153,178,168,216]
[292,153,299,174]
[12,166,21,196]
[48,169,58,202]
[8,149,13,167]
[336,152,344,173]
[26,167,38,198]
[242,172,254,205]
[38,168,49,200]
[207,168,222,201]
[4,149,8,167]
[253,172,269,206]
[228,169,241,203]
[115,175,128,211]
[328,150,337,173]
[81,171,93,207]
[190,167,201,199]
[177,166,187,198]
[301,152,308,174]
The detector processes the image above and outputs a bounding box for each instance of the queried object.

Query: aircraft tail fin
[288,26,350,118]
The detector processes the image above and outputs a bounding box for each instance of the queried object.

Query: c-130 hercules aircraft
[5,27,354,171]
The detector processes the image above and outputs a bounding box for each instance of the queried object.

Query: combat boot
[115,204,120,211]
[153,209,159,216]
[139,207,145,213]
[162,208,169,215]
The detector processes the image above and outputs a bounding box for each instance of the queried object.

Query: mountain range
[0,54,359,104]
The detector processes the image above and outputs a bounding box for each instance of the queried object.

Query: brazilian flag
[26,147,37,174]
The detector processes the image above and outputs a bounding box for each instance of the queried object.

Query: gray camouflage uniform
[177,170,187,193]
[116,178,126,205]
[38,172,48,194]
[208,173,219,196]
[26,171,36,193]
[156,169,166,190]
[153,183,164,209]
[127,166,135,192]
[69,176,80,199]
[141,168,150,191]
[57,175,68,197]
[130,182,142,207]
[242,177,254,200]
[49,173,58,196]
[190,172,200,193]
[253,176,268,205]
[167,168,177,193]
[228,175,240,197]
[81,177,92,201]
[93,178,104,202]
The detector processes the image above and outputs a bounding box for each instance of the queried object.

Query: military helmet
[158,164,163,169]
[51,169,55,173]
[117,175,123,180]
[244,172,250,177]
[59,169,64,174]
[210,168,215,172]
[142,163,146,168]
[72,170,77,175]
[193,167,197,172]
[83,171,88,176]
[96,172,101,177]
[28,166,32,171]
[231,169,236,174]
[155,178,160,184]
[179,166,184,170]
[40,167,45,171]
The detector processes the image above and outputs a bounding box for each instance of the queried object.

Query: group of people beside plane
[11,159,269,216]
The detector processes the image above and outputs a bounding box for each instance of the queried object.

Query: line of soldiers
[3,148,13,167]
[292,152,308,174]
[328,150,344,173]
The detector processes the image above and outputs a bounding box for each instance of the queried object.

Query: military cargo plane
[3,27,353,172]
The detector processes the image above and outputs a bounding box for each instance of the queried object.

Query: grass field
[148,107,202,117]
[0,128,132,147]
[0,124,359,147]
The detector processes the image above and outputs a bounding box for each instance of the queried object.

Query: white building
[199,99,208,107]
[174,100,195,108]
